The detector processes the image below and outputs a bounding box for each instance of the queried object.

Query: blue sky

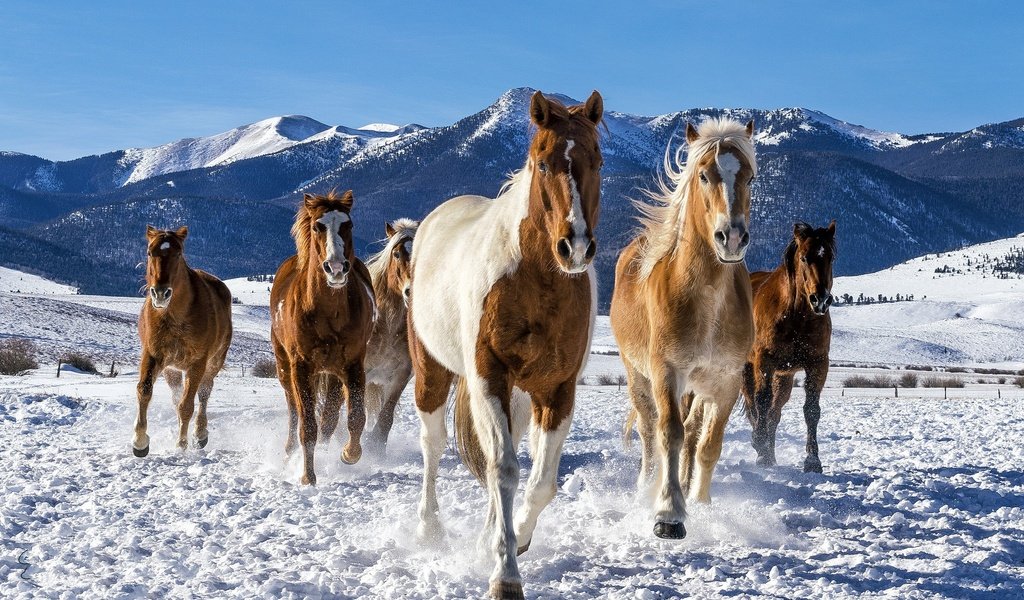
[2,1,1021,160]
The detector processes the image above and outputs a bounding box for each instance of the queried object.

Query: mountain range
[2,87,1022,307]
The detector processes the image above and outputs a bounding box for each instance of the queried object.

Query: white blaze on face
[317,210,350,264]
[160,242,170,250]
[564,139,588,255]
[716,152,741,213]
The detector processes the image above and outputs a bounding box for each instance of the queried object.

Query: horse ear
[385,221,396,238]
[340,190,355,209]
[827,219,837,237]
[583,90,603,125]
[530,91,554,128]
[685,122,700,144]
[793,222,812,239]
[146,225,159,239]
[175,226,188,241]
[303,193,316,210]
[745,119,755,139]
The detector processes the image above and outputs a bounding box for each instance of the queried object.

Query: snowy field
[3,235,1024,598]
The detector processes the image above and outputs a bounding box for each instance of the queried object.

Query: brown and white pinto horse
[611,118,757,539]
[270,191,375,485]
[743,221,836,473]
[133,225,233,456]
[362,218,418,456]
[409,91,603,599]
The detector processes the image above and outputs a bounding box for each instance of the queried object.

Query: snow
[0,267,77,295]
[359,123,402,133]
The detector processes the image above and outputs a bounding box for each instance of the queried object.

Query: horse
[408,90,603,599]
[270,190,376,485]
[610,118,757,539]
[133,225,233,457]
[361,218,418,456]
[742,221,836,473]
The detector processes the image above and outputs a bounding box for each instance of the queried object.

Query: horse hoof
[197,436,209,449]
[301,473,317,486]
[755,455,775,468]
[803,457,823,473]
[516,540,531,556]
[489,580,525,600]
[653,521,687,539]
[132,445,149,458]
[341,447,361,465]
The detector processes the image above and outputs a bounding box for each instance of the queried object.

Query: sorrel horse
[611,118,757,539]
[270,191,375,485]
[743,221,836,473]
[133,225,233,456]
[409,90,603,599]
[362,218,418,456]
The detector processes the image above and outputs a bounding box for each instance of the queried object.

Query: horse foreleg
[274,353,299,457]
[176,365,205,450]
[341,362,366,465]
[650,362,687,539]
[751,366,776,466]
[625,364,658,492]
[680,393,701,497]
[368,364,411,457]
[514,383,572,556]
[290,361,318,485]
[412,343,453,543]
[802,363,828,473]
[194,373,215,448]
[318,374,343,442]
[133,353,161,457]
[766,372,795,468]
[466,368,522,599]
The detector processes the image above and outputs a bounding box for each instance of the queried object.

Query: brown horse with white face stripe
[134,225,233,456]
[743,221,836,472]
[611,118,757,539]
[270,191,375,485]
[409,90,603,599]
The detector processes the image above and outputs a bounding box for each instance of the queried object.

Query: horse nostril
[740,231,750,247]
[342,260,351,273]
[322,260,332,274]
[809,294,818,306]
[825,294,834,307]
[403,287,411,298]
[150,288,157,298]
[585,238,597,260]
[557,238,572,260]
[714,230,727,246]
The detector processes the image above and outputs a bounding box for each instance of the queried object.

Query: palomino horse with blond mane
[743,221,836,472]
[133,225,233,457]
[270,191,375,485]
[409,90,603,599]
[611,118,757,539]
[361,218,418,456]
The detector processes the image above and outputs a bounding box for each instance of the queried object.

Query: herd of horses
[131,91,836,599]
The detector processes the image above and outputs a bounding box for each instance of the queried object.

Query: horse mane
[366,218,419,285]
[290,190,352,269]
[634,117,757,280]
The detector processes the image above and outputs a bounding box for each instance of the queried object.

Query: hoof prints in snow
[1,376,1023,598]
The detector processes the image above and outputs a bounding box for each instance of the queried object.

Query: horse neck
[165,258,195,317]
[371,270,404,326]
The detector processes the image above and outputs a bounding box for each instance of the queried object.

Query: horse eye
[699,171,708,184]
[801,256,808,263]
[538,161,548,174]
[314,222,325,232]
[393,249,402,259]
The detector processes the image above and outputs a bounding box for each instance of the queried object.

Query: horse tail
[453,376,487,484]
[622,406,637,448]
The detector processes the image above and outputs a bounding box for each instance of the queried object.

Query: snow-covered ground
[0,267,78,295]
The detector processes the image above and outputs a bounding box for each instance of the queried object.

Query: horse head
[527,90,604,274]
[686,119,756,263]
[785,220,837,315]
[145,225,188,309]
[383,219,418,304]
[297,190,357,289]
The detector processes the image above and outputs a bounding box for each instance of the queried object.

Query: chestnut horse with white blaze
[611,118,757,539]
[133,225,233,457]
[409,91,603,599]
[362,218,418,456]
[270,191,375,485]
[743,221,836,472]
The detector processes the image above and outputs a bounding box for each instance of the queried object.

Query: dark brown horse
[409,90,603,599]
[743,221,836,472]
[270,191,375,485]
[362,218,418,456]
[134,225,233,456]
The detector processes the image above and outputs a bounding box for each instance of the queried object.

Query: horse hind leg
[514,385,568,556]
[176,365,206,450]
[318,374,344,442]
[625,365,658,493]
[194,374,215,448]
[680,393,701,497]
[766,373,795,469]
[690,392,736,504]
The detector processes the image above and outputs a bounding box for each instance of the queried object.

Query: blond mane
[634,117,757,279]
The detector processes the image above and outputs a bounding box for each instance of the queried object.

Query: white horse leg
[467,373,522,598]
[514,397,571,555]
[417,406,447,541]
[691,375,741,503]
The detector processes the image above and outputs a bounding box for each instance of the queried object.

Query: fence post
[109,361,116,377]
[56,361,61,378]
[894,386,898,398]
[944,387,947,399]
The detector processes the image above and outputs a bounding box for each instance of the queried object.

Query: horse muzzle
[809,292,833,315]
[555,234,596,275]
[322,258,351,288]
[149,286,172,309]
[712,221,750,264]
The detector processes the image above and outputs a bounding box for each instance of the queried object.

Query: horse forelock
[367,218,419,286]
[634,117,757,279]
